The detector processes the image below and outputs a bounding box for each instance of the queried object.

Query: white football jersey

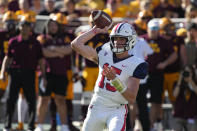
[129,37,153,84]
[129,37,153,59]
[90,42,147,107]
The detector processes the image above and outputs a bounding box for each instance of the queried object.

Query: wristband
[111,77,127,93]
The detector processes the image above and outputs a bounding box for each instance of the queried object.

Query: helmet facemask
[110,23,137,54]
[110,35,136,54]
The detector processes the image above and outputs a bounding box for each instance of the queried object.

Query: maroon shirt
[43,36,70,75]
[141,34,174,74]
[84,34,109,67]
[7,35,43,70]
[164,36,184,73]
[174,81,197,119]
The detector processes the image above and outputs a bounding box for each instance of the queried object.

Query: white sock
[61,124,69,131]
[35,124,43,131]
[18,96,28,123]
[36,124,43,128]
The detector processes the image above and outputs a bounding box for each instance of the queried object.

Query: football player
[71,22,148,131]
[141,19,177,130]
[46,13,79,131]
[75,16,109,121]
[128,37,153,131]
[15,13,38,130]
[0,11,18,100]
[35,13,71,131]
[1,14,45,131]
[0,11,18,121]
[160,17,187,103]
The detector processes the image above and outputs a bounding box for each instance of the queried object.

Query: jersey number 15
[98,63,122,92]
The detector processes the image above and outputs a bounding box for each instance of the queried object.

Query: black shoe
[69,124,80,131]
[49,126,57,131]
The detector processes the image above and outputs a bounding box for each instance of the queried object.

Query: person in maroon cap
[0,16,45,131]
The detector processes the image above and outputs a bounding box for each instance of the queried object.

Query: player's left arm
[121,76,140,105]
[106,62,148,104]
[122,62,148,104]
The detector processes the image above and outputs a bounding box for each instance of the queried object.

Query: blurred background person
[15,0,36,17]
[170,0,185,18]
[39,0,59,16]
[140,0,154,12]
[0,11,18,120]
[30,0,43,15]
[160,17,187,103]
[103,0,130,19]
[185,5,197,23]
[61,0,81,21]
[0,0,8,15]
[60,0,82,31]
[153,0,175,18]
[181,0,191,10]
[133,10,153,36]
[45,13,79,131]
[35,13,72,131]
[0,15,45,131]
[184,23,197,66]
[159,17,187,130]
[14,14,38,131]
[172,66,197,131]
[128,0,140,18]
[141,19,177,131]
[75,0,105,16]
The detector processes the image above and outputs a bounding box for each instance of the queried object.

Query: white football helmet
[110,22,137,54]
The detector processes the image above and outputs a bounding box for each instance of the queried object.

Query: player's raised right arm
[71,26,108,63]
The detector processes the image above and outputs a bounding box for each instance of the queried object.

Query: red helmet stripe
[114,23,121,33]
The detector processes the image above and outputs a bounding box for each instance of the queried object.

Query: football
[90,10,113,29]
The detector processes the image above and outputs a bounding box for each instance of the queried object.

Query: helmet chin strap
[113,48,124,54]
[112,46,130,54]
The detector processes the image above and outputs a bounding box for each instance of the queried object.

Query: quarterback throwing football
[71,22,148,131]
